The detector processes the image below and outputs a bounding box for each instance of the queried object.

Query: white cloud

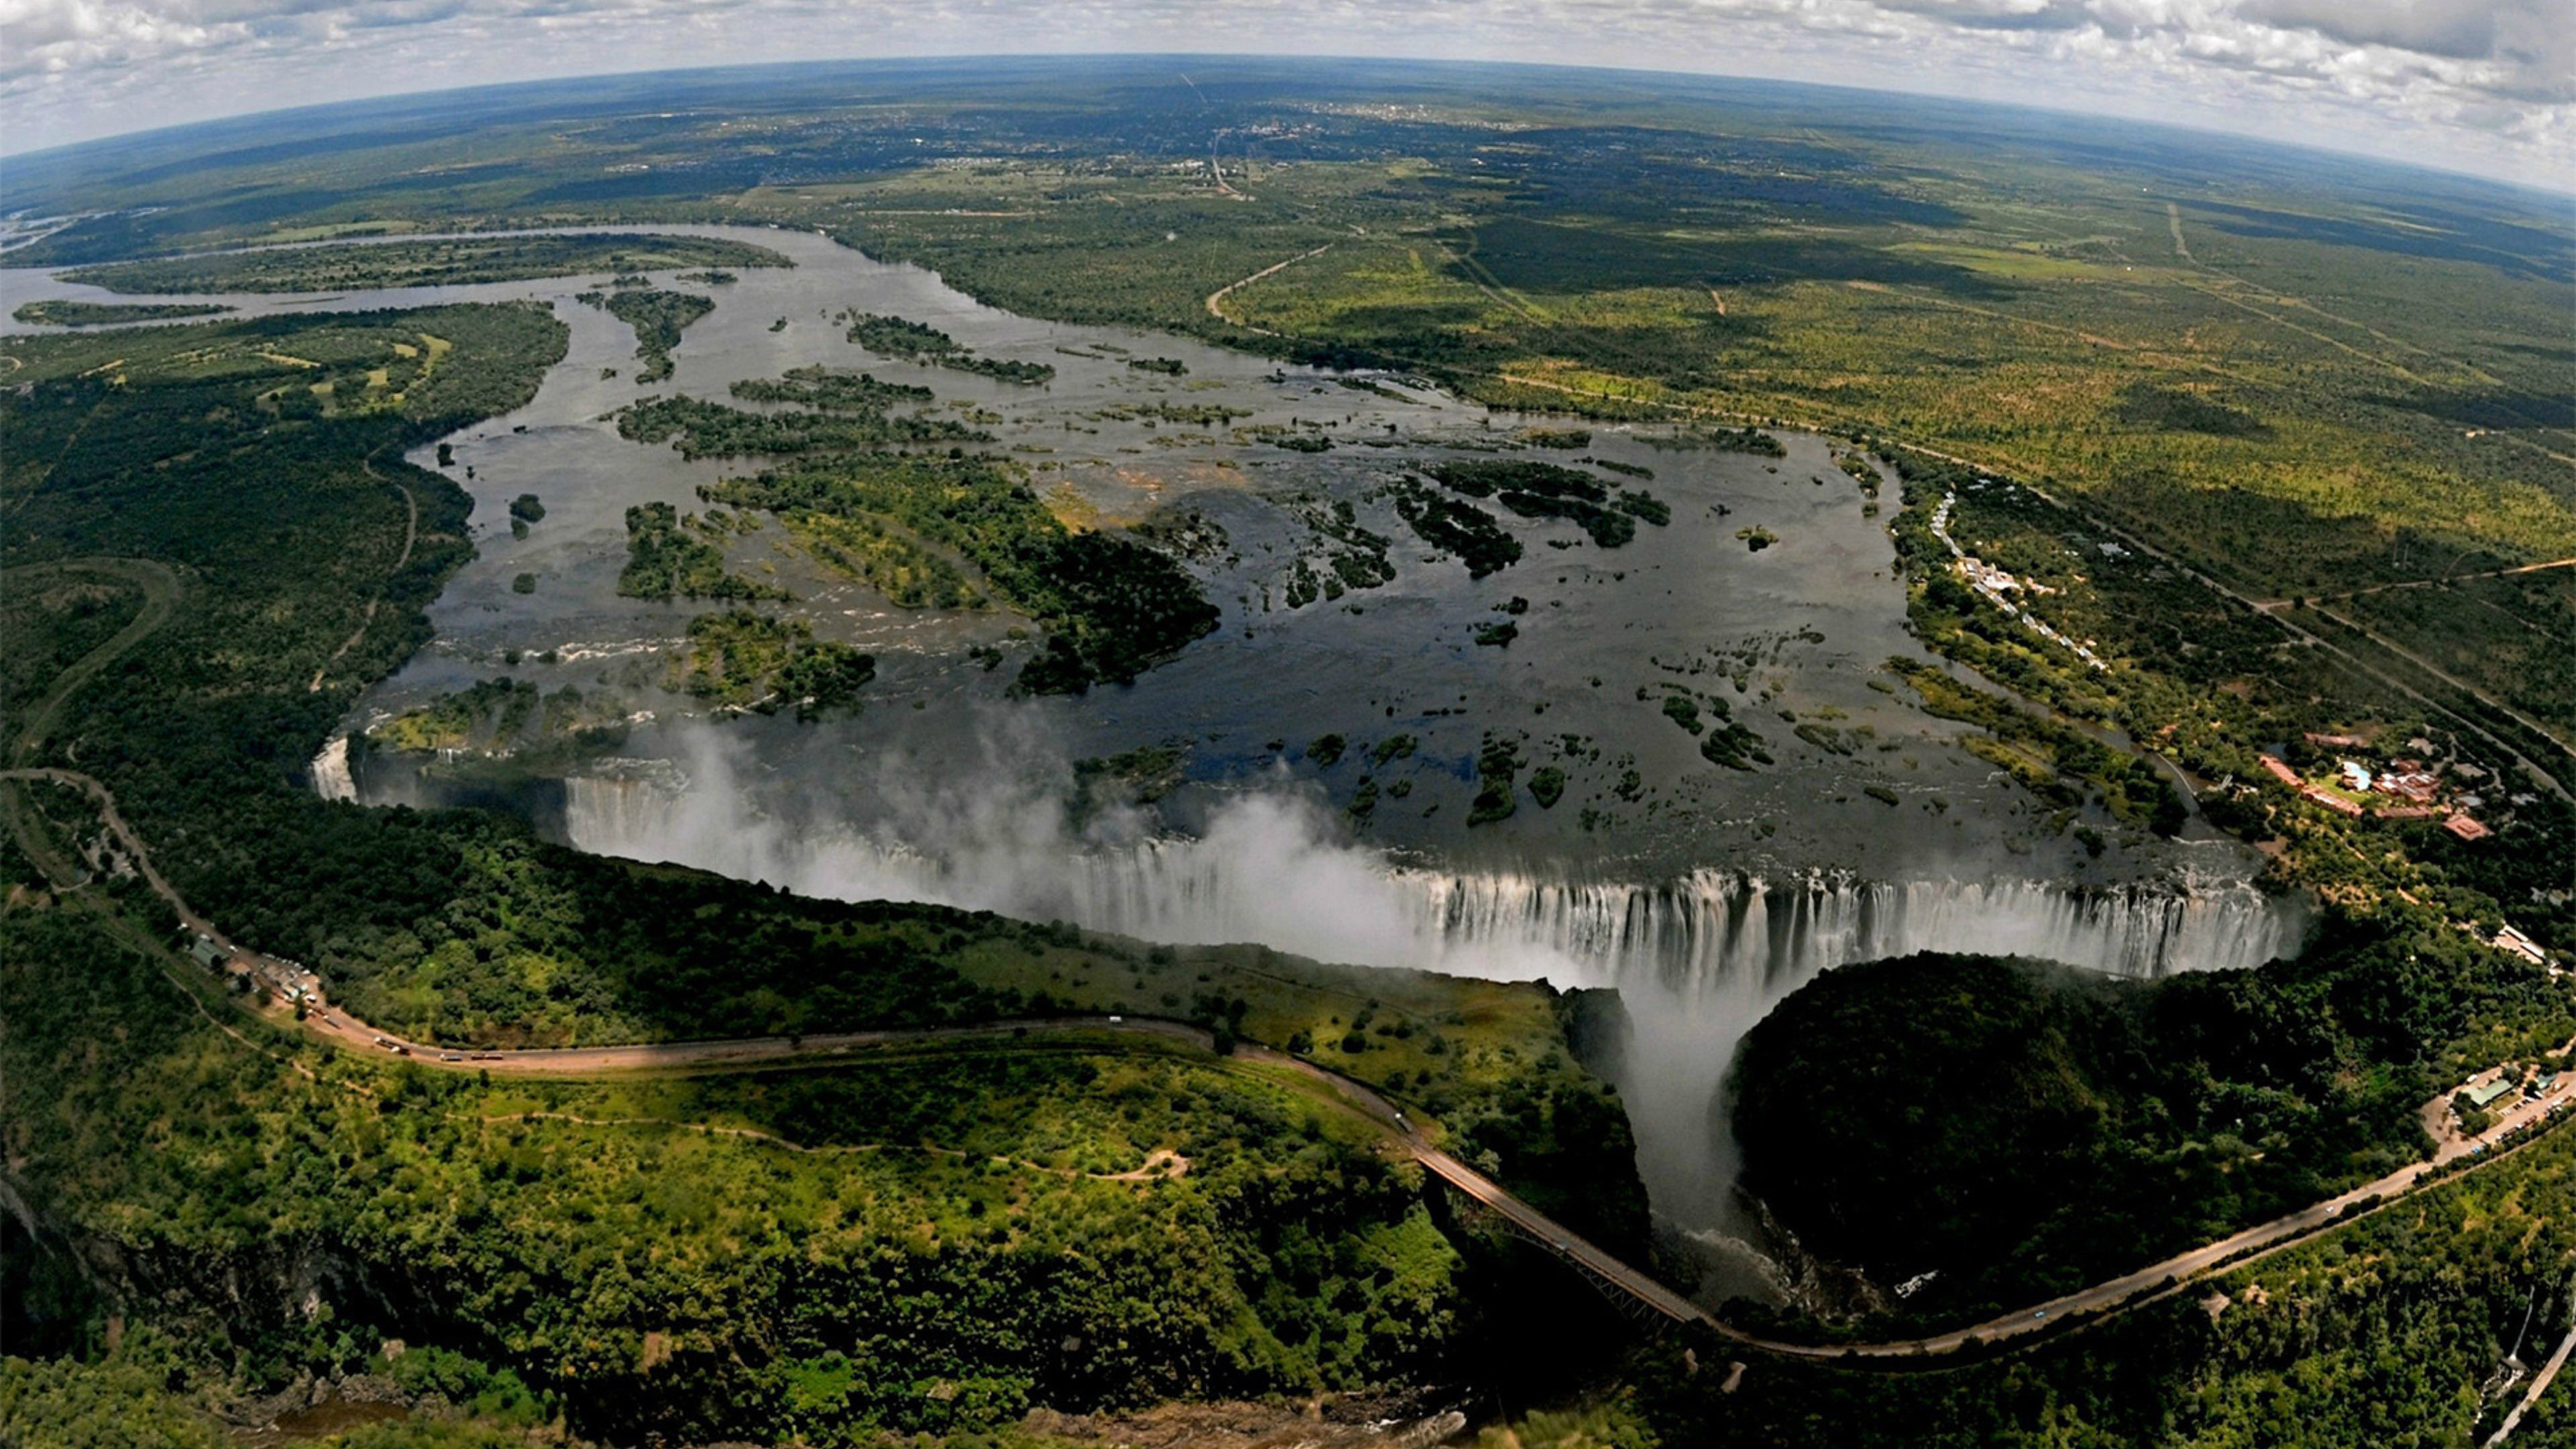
[0,0,2566,182]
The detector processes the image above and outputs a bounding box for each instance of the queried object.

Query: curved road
[5,557,182,766]
[12,542,2565,1364]
[17,757,2563,1360]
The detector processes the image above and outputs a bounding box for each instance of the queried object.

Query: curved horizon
[2,3,2568,188]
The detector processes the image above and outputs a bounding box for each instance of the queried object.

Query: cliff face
[1554,985,1634,1087]
[2,1183,466,1373]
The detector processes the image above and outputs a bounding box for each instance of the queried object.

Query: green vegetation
[1117,400,1251,427]
[1394,486,1522,578]
[1640,1097,2576,1444]
[369,677,543,753]
[617,392,985,456]
[783,508,985,610]
[597,288,713,382]
[1277,496,1395,608]
[1887,452,2572,951]
[1371,733,1418,767]
[614,362,1213,686]
[1658,425,1785,458]
[1660,688,1770,770]
[0,906,1619,1444]
[731,364,933,411]
[1071,745,1188,822]
[616,500,791,601]
[705,458,1218,694]
[0,565,150,745]
[0,1348,225,1449]
[842,311,1055,384]
[1728,916,2570,1334]
[673,609,875,717]
[1422,460,1661,549]
[1890,658,2186,833]
[6,58,2572,1444]
[364,677,631,765]
[11,299,231,326]
[61,233,786,294]
[1467,736,1523,824]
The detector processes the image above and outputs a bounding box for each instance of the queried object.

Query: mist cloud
[551,713,2301,1230]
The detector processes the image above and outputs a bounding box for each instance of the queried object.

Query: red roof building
[2260,756,2302,786]
[2381,771,2440,803]
[2445,814,2492,841]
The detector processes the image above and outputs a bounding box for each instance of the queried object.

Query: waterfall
[309,737,356,803]
[1394,868,2302,987]
[561,774,2300,987]
[558,765,2303,1239]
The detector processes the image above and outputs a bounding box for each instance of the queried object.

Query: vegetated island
[841,309,1056,383]
[594,288,714,382]
[11,299,233,326]
[1424,459,1668,549]
[604,364,1218,690]
[58,232,790,294]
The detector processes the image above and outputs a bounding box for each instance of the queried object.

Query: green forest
[60,233,789,294]
[12,299,231,325]
[706,458,1219,694]
[842,311,1057,384]
[1729,922,2571,1333]
[596,288,714,382]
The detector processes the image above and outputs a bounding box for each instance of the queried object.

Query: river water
[2,225,2306,1297]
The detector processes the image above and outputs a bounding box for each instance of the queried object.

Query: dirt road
[1203,243,1334,334]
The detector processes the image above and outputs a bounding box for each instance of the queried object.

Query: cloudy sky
[2,0,2569,184]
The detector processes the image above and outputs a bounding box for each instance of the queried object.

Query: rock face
[2,1183,449,1382]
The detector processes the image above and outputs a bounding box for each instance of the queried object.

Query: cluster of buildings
[1929,490,2108,672]
[184,930,324,1009]
[2493,925,2550,969]
[2257,735,2492,840]
[2456,1059,2564,1128]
